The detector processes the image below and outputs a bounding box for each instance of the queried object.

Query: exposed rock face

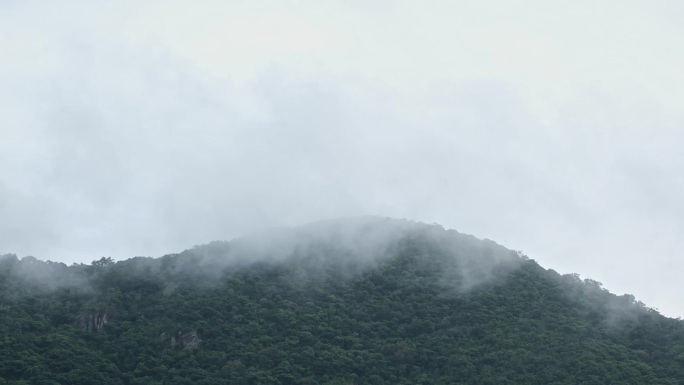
[168,330,201,350]
[75,311,109,332]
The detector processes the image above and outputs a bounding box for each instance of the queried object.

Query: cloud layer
[1,1,683,317]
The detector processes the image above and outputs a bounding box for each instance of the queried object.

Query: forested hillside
[1,217,683,384]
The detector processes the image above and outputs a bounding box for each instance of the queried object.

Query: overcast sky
[2,1,683,317]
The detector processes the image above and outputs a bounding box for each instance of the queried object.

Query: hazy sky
[2,1,683,317]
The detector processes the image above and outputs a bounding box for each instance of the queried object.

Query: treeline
[1,219,683,384]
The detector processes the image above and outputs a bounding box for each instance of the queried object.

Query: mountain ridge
[1,217,683,384]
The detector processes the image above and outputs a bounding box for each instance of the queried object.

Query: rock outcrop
[75,311,109,332]
[167,330,201,350]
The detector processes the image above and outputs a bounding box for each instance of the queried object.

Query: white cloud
[1,0,684,317]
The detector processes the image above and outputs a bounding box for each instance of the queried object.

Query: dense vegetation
[1,218,683,384]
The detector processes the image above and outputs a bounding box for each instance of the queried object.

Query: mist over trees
[1,217,683,384]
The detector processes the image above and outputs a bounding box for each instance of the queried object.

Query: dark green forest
[1,217,683,384]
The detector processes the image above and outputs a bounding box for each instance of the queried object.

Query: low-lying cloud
[2,1,684,317]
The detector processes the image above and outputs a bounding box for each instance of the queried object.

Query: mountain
[1,217,683,384]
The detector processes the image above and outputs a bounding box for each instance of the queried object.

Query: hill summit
[1,217,683,384]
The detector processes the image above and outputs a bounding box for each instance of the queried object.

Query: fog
[1,1,684,317]
[2,217,522,299]
[183,217,522,290]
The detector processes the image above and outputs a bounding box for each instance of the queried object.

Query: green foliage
[1,222,683,384]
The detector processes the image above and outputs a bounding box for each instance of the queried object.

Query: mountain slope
[1,217,683,384]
